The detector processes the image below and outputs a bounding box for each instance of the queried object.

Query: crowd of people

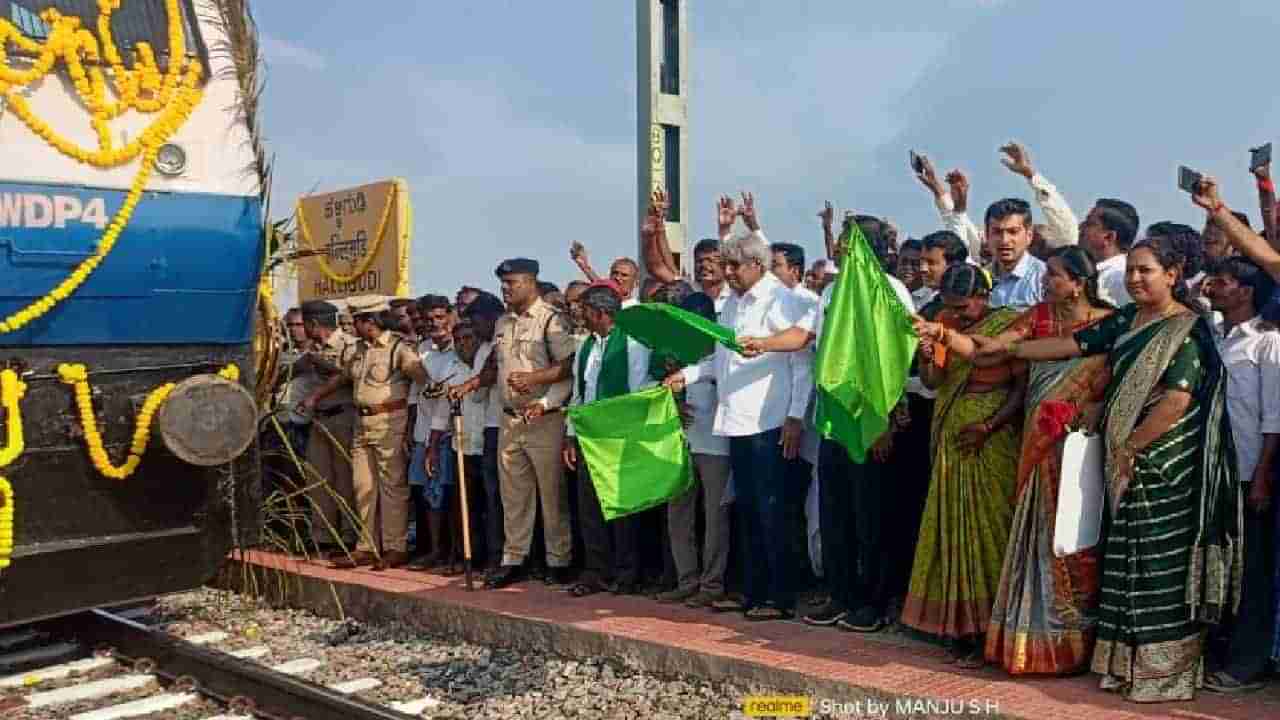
[270,142,1280,704]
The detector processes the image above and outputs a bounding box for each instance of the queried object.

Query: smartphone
[1251,143,1272,172]
[1177,166,1202,194]
[909,150,925,174]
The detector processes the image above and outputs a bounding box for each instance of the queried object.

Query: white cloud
[260,33,327,71]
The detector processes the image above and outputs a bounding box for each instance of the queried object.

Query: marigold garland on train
[0,369,28,570]
[0,0,206,334]
[57,363,241,481]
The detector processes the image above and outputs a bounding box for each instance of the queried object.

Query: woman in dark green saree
[986,237,1242,702]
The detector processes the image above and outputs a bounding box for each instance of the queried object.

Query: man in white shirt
[609,258,641,308]
[665,230,816,620]
[447,292,508,572]
[913,144,1078,268]
[1079,199,1139,308]
[563,282,653,596]
[1204,257,1280,692]
[654,290,735,608]
[735,214,918,631]
[769,241,823,581]
[688,237,733,316]
[432,317,490,574]
[407,295,461,570]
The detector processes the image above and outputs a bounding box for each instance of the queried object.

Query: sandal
[1204,670,1265,694]
[744,605,794,622]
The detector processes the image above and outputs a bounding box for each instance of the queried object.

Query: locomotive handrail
[21,360,228,383]
[0,237,95,259]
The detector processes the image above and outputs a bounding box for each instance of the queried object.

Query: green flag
[813,224,918,463]
[615,303,742,367]
[566,386,693,521]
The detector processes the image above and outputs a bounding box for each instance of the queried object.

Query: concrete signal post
[637,0,690,274]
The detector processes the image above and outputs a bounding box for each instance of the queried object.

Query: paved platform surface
[226,549,1280,720]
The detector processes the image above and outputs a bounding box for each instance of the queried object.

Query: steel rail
[62,609,415,720]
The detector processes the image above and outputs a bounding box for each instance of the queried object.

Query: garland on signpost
[0,0,206,335]
[294,185,398,285]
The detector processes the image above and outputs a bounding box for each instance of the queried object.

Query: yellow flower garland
[295,185,398,285]
[57,362,239,480]
[0,369,28,570]
[0,0,205,335]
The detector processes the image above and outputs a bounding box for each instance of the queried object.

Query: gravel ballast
[9,587,781,719]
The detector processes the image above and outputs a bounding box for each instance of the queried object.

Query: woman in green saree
[917,247,1114,676]
[901,264,1027,667]
[987,237,1242,702]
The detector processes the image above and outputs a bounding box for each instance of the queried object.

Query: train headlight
[154,143,187,176]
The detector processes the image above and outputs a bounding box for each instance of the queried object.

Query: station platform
[224,550,1280,720]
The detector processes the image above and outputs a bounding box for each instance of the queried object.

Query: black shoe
[802,601,847,627]
[484,565,523,589]
[836,606,885,633]
[545,567,571,586]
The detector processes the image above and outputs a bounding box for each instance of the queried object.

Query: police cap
[299,300,340,321]
[495,258,539,278]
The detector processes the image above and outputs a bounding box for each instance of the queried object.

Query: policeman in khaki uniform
[295,300,358,554]
[484,259,578,589]
[302,295,430,570]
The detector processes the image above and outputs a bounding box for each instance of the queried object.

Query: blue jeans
[728,427,792,609]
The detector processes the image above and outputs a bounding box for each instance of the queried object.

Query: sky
[253,0,1280,307]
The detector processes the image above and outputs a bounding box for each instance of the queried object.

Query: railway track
[0,607,439,720]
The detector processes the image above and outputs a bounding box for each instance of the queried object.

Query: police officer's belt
[502,406,562,418]
[356,399,408,417]
[315,404,350,418]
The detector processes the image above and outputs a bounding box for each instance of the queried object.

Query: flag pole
[450,398,474,591]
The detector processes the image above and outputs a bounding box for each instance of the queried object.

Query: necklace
[1133,302,1179,330]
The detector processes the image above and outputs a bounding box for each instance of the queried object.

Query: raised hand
[1191,174,1223,212]
[1252,157,1272,182]
[999,141,1035,179]
[716,195,737,236]
[818,201,834,230]
[913,153,944,196]
[570,241,588,265]
[945,170,970,214]
[739,192,760,231]
[641,190,668,236]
